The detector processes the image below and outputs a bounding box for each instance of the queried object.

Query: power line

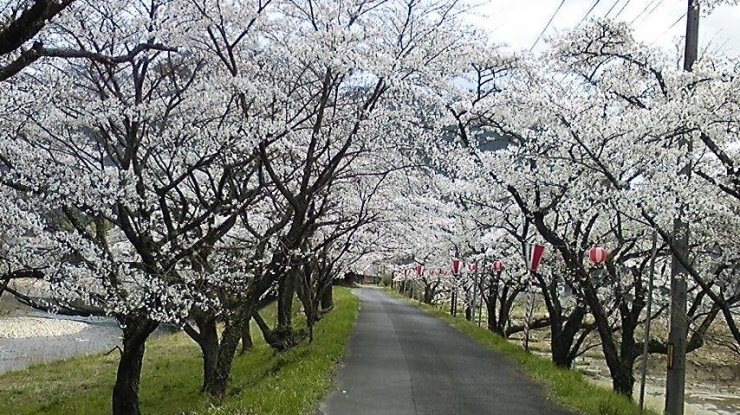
[604,0,623,18]
[613,0,632,19]
[530,0,567,52]
[648,10,688,46]
[638,0,666,25]
[576,0,602,28]
[630,0,660,24]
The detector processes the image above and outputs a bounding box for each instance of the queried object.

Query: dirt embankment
[522,327,740,415]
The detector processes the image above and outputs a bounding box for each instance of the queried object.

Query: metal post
[471,264,478,322]
[523,271,535,352]
[450,273,458,317]
[639,230,658,413]
[477,271,484,327]
[450,276,455,316]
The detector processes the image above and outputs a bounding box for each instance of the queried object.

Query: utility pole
[664,2,698,414]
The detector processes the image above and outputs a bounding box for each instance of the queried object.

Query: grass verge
[0,286,359,415]
[384,287,658,415]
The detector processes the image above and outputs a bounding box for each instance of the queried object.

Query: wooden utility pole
[664,2,699,414]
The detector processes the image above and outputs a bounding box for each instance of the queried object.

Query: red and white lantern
[451,258,462,274]
[525,243,546,272]
[587,245,608,266]
[468,262,477,272]
[492,260,505,272]
[415,264,425,276]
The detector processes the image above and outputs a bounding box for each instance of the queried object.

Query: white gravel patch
[0,316,89,338]
[0,312,122,374]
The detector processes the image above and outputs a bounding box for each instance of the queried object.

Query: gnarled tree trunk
[272,271,297,350]
[204,316,245,398]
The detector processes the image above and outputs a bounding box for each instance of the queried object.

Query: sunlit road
[318,287,574,415]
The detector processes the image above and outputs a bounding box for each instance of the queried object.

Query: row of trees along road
[3,0,740,412]
[387,2,740,403]
[0,1,479,414]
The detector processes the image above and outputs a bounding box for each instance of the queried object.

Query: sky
[472,0,740,57]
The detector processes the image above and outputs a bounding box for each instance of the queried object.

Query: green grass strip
[0,287,359,415]
[384,288,658,415]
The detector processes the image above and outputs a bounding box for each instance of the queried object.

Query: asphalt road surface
[319,287,575,415]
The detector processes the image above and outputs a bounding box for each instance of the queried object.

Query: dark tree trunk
[422,282,435,304]
[481,273,521,338]
[612,356,637,398]
[536,274,590,369]
[320,285,333,310]
[549,307,593,370]
[274,272,297,349]
[485,278,501,335]
[306,305,316,342]
[196,316,219,391]
[204,317,244,398]
[551,334,571,368]
[112,315,158,415]
[582,276,640,399]
[254,309,293,351]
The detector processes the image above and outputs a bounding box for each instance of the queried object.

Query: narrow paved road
[319,287,575,415]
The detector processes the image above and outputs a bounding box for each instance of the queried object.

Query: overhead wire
[603,0,623,18]
[576,0,602,28]
[529,0,567,52]
[613,0,632,19]
[639,0,666,25]
[632,0,664,24]
[630,0,660,24]
[648,9,688,46]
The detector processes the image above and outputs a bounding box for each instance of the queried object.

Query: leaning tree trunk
[204,316,245,398]
[112,314,158,415]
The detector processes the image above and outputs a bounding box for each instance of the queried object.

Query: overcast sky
[472,0,740,57]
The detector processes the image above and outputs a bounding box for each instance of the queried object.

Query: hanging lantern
[451,258,462,274]
[415,264,425,276]
[429,268,437,276]
[588,245,608,266]
[468,262,477,272]
[525,243,546,272]
[492,260,505,272]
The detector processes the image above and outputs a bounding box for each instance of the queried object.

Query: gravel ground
[0,310,122,375]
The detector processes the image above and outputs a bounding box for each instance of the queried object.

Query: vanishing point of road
[319,287,575,415]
